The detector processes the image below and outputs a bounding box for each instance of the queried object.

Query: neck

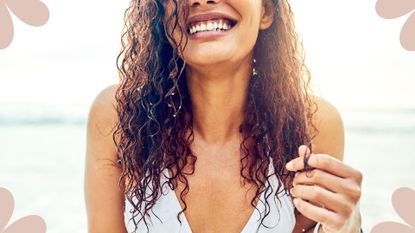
[185,55,253,145]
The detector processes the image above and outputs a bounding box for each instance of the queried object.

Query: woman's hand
[286,145,363,233]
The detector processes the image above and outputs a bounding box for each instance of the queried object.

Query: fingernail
[286,161,293,170]
[299,145,309,156]
[293,198,299,205]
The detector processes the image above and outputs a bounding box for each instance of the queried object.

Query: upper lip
[186,12,237,28]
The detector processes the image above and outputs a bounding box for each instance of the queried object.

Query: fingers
[290,184,354,216]
[287,145,363,232]
[293,197,346,230]
[286,146,363,181]
[293,168,349,194]
[293,193,358,232]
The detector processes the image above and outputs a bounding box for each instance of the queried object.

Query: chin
[184,51,233,66]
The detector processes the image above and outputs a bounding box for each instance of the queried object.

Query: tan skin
[85,0,362,232]
[85,87,361,233]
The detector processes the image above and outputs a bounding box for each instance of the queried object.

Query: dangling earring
[252,57,258,76]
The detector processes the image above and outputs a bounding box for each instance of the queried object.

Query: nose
[189,0,220,7]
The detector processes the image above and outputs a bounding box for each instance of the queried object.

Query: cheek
[232,19,261,52]
[230,0,263,39]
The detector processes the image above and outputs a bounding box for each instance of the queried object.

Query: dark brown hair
[114,0,318,232]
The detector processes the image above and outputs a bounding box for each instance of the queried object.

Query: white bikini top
[124,160,296,233]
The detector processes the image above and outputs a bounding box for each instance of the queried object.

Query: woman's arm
[84,84,128,233]
[290,96,344,232]
[291,96,362,233]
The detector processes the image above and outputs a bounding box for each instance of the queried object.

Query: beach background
[0,0,414,232]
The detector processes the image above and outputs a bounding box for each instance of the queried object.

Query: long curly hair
[114,0,318,232]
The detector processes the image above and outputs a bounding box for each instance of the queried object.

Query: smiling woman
[84,0,363,233]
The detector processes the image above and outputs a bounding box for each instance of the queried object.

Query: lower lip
[187,23,238,41]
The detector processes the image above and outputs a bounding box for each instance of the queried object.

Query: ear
[259,0,274,30]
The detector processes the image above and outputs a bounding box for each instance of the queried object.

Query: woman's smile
[186,12,239,41]
[187,20,238,41]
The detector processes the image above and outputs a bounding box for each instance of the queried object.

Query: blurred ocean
[0,105,414,232]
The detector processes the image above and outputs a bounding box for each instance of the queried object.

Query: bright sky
[0,0,414,112]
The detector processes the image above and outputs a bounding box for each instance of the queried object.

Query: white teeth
[188,19,234,35]
[207,22,213,30]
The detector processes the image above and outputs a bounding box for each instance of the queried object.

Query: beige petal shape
[400,12,415,51]
[376,0,415,19]
[2,215,46,233]
[392,187,415,227]
[0,187,14,232]
[371,221,415,233]
[0,3,14,49]
[3,0,49,27]
[0,188,14,231]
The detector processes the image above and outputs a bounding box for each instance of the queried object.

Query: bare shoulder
[86,83,119,163]
[87,84,118,133]
[85,84,127,233]
[310,95,345,161]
